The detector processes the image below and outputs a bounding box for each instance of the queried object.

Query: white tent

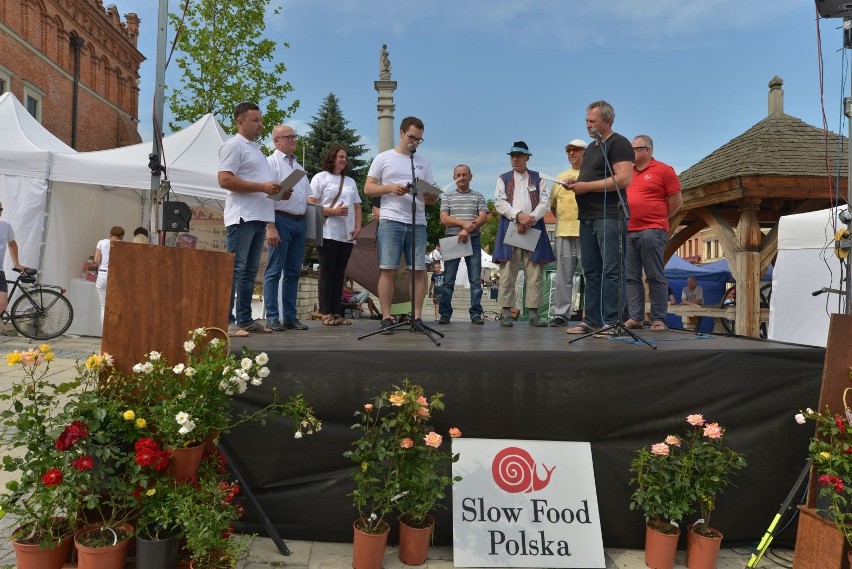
[453,249,499,288]
[42,114,229,288]
[768,207,847,346]
[0,92,75,276]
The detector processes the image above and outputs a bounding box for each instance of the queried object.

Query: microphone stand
[569,133,656,349]
[358,148,444,346]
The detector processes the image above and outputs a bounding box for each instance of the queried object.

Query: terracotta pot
[169,442,205,481]
[398,514,435,566]
[12,530,74,569]
[74,522,134,569]
[352,518,390,569]
[686,524,722,569]
[644,520,681,569]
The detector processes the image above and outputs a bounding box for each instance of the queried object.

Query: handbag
[322,175,346,225]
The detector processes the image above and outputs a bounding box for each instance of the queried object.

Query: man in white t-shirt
[218,102,279,336]
[365,116,439,334]
[0,202,25,314]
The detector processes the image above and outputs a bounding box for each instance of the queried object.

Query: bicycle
[2,268,74,340]
[719,281,772,337]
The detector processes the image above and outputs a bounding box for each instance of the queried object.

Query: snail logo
[491,447,555,493]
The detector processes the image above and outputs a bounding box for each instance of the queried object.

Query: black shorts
[0,271,7,293]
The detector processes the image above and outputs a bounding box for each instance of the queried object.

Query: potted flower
[681,414,747,569]
[0,345,80,569]
[134,475,186,569]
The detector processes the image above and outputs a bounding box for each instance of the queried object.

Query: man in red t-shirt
[624,135,682,332]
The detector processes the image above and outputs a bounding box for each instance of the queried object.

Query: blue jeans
[263,214,306,322]
[227,219,267,327]
[377,219,426,270]
[439,233,483,319]
[579,218,625,327]
[626,228,668,322]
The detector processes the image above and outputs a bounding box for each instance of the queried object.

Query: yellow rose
[6,351,21,366]
[38,344,51,353]
[389,392,406,406]
[821,451,831,459]
[44,352,55,362]
[146,488,156,496]
[135,418,147,429]
[123,410,136,421]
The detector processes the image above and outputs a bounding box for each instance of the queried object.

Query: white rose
[184,367,196,377]
[257,367,270,378]
[149,351,161,361]
[294,431,303,439]
[794,413,806,424]
[183,341,196,353]
[251,378,263,386]
[179,419,196,435]
[132,363,143,373]
[173,363,185,374]
[175,411,190,425]
[255,352,269,366]
[194,327,206,336]
[141,362,154,374]
[210,338,221,347]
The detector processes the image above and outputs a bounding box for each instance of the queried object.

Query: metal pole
[148,0,169,243]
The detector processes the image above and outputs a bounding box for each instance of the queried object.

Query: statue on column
[379,44,391,81]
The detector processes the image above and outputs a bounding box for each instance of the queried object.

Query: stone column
[374,45,397,152]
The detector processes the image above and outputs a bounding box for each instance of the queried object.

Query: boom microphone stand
[569,132,656,350]
[358,147,444,346]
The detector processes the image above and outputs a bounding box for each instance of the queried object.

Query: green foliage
[425,200,445,248]
[479,201,499,254]
[166,0,299,137]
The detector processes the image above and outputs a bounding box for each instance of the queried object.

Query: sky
[109,0,850,190]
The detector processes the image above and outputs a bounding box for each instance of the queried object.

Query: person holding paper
[549,139,587,327]
[565,100,634,336]
[218,102,279,337]
[263,124,311,332]
[364,116,439,335]
[492,141,555,327]
[438,164,489,325]
[308,144,362,326]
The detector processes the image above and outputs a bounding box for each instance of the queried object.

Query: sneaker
[283,318,309,330]
[499,313,513,327]
[528,317,548,327]
[548,316,567,327]
[438,314,451,325]
[267,319,286,332]
[379,318,395,335]
[471,315,485,325]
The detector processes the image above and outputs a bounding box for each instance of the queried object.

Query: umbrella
[345,219,423,304]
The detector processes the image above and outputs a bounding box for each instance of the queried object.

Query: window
[23,82,44,122]
[0,65,12,95]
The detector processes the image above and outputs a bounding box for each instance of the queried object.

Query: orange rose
[424,432,442,448]
[400,438,414,449]
[448,427,462,438]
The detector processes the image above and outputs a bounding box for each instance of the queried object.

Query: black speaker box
[162,201,191,232]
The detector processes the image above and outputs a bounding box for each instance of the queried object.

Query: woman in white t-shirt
[308,145,362,326]
[92,226,125,322]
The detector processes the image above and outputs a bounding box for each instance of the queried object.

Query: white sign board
[452,439,605,568]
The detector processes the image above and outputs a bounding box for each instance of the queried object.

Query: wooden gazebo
[667,76,848,336]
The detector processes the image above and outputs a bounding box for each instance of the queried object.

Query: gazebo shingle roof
[679,112,848,192]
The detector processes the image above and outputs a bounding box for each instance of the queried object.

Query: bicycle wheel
[11,288,74,340]
[719,283,771,337]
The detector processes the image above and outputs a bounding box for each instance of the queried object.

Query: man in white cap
[549,139,587,326]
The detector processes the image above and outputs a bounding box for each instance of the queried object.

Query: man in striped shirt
[438,165,489,324]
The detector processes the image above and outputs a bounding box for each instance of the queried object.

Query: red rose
[41,468,63,487]
[70,456,94,471]
[55,421,89,451]
[836,414,847,433]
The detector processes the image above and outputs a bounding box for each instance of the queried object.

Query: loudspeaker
[162,201,191,232]
[816,0,852,18]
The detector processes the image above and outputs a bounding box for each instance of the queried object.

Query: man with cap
[492,141,555,327]
[549,139,587,327]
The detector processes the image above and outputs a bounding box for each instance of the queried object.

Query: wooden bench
[661,304,769,333]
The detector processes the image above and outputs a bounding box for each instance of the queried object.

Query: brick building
[0,0,144,150]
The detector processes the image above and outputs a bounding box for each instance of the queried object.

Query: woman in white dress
[309,145,362,326]
[93,226,125,322]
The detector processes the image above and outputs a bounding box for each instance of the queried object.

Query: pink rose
[400,438,414,449]
[703,422,723,439]
[448,427,462,438]
[417,395,427,406]
[651,443,669,456]
[794,413,805,425]
[664,435,681,446]
[424,432,442,448]
[389,392,406,406]
[415,406,430,419]
[686,414,705,426]
[364,403,374,412]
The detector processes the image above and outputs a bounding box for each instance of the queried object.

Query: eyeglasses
[406,135,424,144]
[274,135,298,141]
[565,148,584,154]
[632,146,649,151]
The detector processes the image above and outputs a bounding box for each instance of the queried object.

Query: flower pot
[398,514,435,566]
[74,522,134,569]
[352,518,390,569]
[12,532,74,569]
[135,533,179,569]
[169,442,205,481]
[686,524,723,569]
[644,520,681,569]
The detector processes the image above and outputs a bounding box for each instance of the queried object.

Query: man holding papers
[438,164,489,325]
[492,141,555,327]
[264,124,311,331]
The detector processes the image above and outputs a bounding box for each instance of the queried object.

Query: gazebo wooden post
[735,198,762,336]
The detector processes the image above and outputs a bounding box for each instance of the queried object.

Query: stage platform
[225,319,824,550]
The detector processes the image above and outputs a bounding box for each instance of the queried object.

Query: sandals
[227,324,249,337]
[650,320,667,332]
[566,322,598,335]
[240,320,272,334]
[321,315,341,326]
[624,319,644,329]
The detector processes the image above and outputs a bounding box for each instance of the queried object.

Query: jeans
[263,215,306,322]
[317,239,354,315]
[551,236,580,321]
[227,219,267,327]
[578,217,625,327]
[377,219,426,270]
[626,228,668,322]
[439,233,483,319]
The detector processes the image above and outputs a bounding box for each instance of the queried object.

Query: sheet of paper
[268,169,307,201]
[414,179,442,198]
[439,235,474,261]
[305,202,323,246]
[504,223,541,252]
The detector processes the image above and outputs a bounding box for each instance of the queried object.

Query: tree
[479,201,499,254]
[166,0,299,137]
[301,93,369,188]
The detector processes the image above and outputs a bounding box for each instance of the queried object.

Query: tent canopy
[0,92,74,179]
[701,258,773,282]
[663,255,728,282]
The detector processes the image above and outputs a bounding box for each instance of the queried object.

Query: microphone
[407,144,416,154]
[589,128,602,138]
[813,288,826,297]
